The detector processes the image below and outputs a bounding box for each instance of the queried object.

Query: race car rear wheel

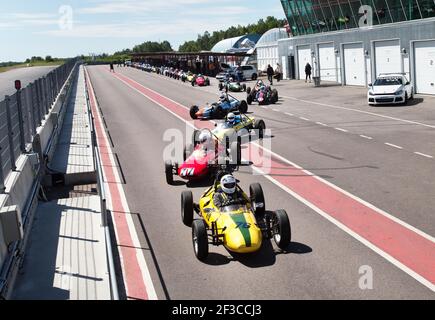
[191,80,195,87]
[250,183,265,218]
[181,190,194,227]
[192,220,209,260]
[184,144,194,161]
[219,83,223,91]
[238,100,248,114]
[247,94,253,105]
[192,130,200,146]
[271,89,279,104]
[190,105,199,119]
[246,87,251,95]
[254,120,266,139]
[273,209,291,250]
[242,84,247,92]
[165,160,174,185]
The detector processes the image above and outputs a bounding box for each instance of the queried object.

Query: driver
[198,130,213,151]
[226,112,241,127]
[213,174,245,208]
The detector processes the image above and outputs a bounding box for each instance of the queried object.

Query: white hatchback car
[368,73,414,106]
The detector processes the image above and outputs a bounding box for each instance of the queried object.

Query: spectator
[275,63,282,82]
[110,62,115,73]
[305,63,312,83]
[267,64,274,85]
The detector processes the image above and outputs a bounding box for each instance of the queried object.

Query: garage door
[343,43,365,86]
[374,40,401,77]
[414,40,435,95]
[297,46,311,80]
[318,43,336,81]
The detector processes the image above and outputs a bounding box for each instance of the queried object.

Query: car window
[242,66,253,71]
[374,78,403,86]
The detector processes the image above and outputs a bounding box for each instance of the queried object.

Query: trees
[178,16,286,52]
[132,40,174,53]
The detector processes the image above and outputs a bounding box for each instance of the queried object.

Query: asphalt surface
[86,65,435,299]
[0,66,57,98]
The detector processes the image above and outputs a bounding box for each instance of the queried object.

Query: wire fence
[0,59,77,192]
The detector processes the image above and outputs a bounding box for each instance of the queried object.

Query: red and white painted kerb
[84,67,157,300]
[109,69,435,292]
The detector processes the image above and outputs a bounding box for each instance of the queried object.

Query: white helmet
[227,112,236,124]
[198,130,212,144]
[219,92,227,102]
[220,174,236,194]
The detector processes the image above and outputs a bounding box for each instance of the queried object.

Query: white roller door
[414,40,435,95]
[297,45,311,80]
[374,40,401,77]
[318,43,336,81]
[343,43,365,86]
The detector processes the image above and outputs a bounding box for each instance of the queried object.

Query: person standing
[267,64,274,85]
[275,63,282,82]
[305,63,312,83]
[110,62,115,73]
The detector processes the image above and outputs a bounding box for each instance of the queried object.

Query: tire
[271,89,279,103]
[230,141,241,165]
[250,183,265,217]
[252,74,258,81]
[205,79,210,86]
[254,119,266,139]
[238,100,248,114]
[246,87,251,95]
[219,83,223,91]
[181,190,194,227]
[404,93,408,105]
[242,84,246,92]
[247,94,253,105]
[190,105,199,119]
[191,80,195,87]
[165,160,174,185]
[273,209,291,250]
[192,130,200,146]
[192,220,208,260]
[184,144,194,161]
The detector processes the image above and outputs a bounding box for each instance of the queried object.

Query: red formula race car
[192,74,210,87]
[164,130,241,185]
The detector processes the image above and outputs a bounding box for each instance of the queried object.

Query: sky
[0,0,285,62]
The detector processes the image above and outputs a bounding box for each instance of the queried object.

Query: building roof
[256,28,289,47]
[211,34,261,53]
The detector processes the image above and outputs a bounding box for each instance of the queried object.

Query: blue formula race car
[190,93,248,120]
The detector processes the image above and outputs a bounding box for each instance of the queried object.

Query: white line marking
[285,112,294,116]
[273,109,280,112]
[300,117,310,121]
[112,71,435,292]
[360,135,373,140]
[385,143,403,150]
[414,152,434,159]
[281,94,435,129]
[316,122,328,126]
[335,128,348,133]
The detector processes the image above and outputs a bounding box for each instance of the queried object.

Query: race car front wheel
[192,220,209,261]
[273,209,291,250]
[190,105,199,119]
[165,160,174,185]
[254,120,266,139]
[181,190,194,227]
[250,183,265,218]
[238,100,248,114]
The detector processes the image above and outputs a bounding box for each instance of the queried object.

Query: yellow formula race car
[180,170,291,260]
[210,112,266,142]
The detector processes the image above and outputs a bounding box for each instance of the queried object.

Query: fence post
[34,81,42,126]
[4,96,16,170]
[15,89,26,153]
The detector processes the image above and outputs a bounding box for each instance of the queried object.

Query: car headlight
[368,91,374,96]
[395,90,404,96]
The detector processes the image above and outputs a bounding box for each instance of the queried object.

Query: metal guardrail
[84,69,119,300]
[0,60,77,192]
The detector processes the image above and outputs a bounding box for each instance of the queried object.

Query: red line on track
[110,70,435,289]
[85,68,149,300]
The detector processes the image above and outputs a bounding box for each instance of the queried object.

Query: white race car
[368,73,414,106]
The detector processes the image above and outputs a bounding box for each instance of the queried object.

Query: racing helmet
[220,174,236,194]
[219,92,227,102]
[198,130,212,144]
[227,112,236,124]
